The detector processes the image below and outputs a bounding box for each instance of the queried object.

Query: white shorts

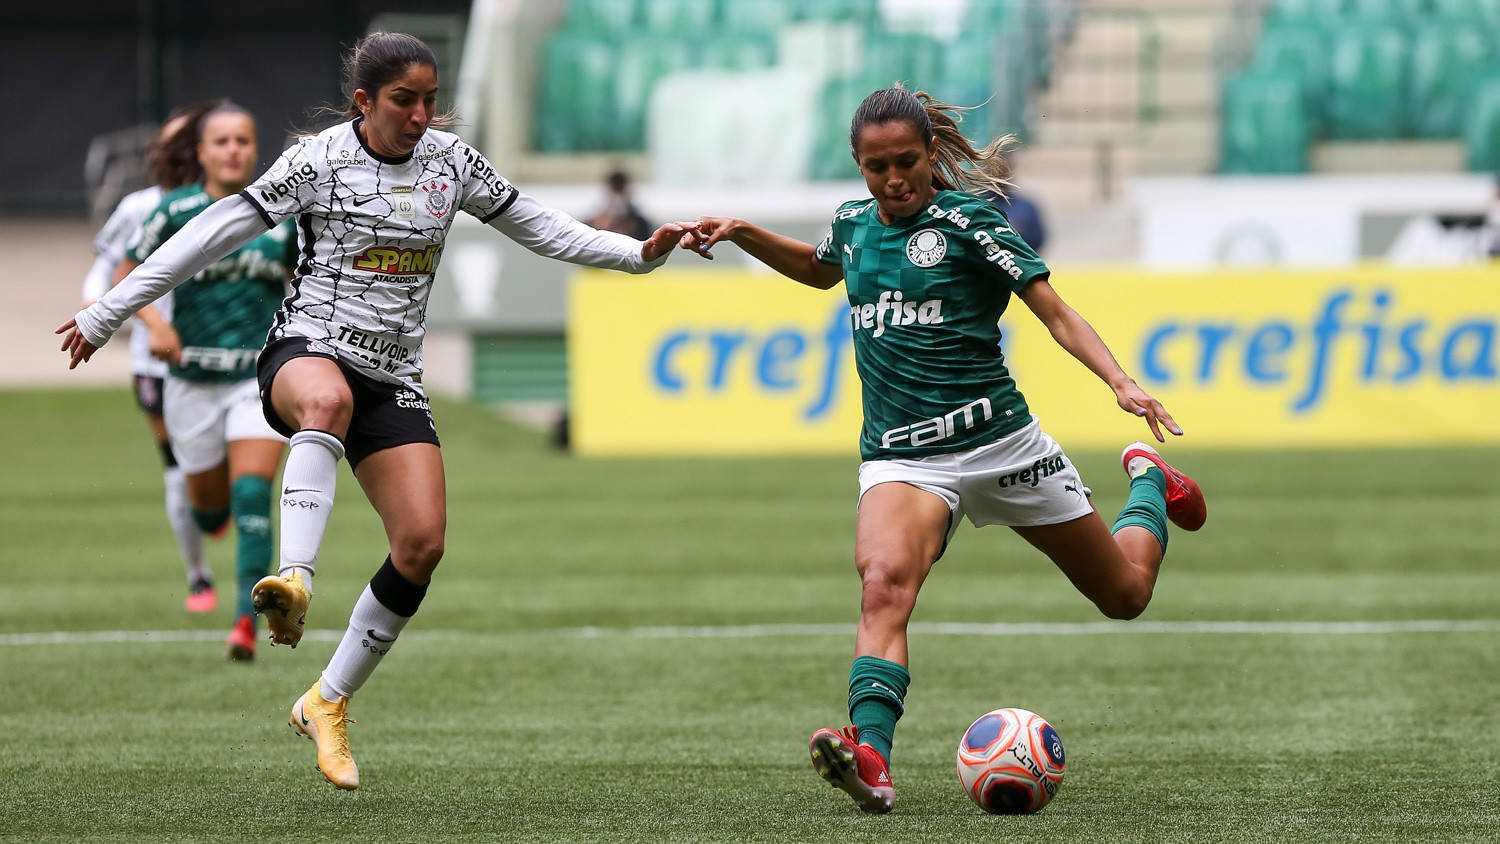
[163,376,286,474]
[857,418,1094,546]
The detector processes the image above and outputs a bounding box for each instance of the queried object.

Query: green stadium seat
[1430,0,1500,25]
[534,32,619,151]
[721,0,799,31]
[567,0,639,32]
[1464,76,1500,170]
[811,73,890,180]
[859,30,944,91]
[1408,25,1491,137]
[692,32,777,71]
[1270,0,1345,21]
[1251,22,1331,135]
[641,0,718,31]
[610,39,696,149]
[1327,26,1411,139]
[799,0,879,22]
[1343,0,1430,22]
[1220,72,1309,173]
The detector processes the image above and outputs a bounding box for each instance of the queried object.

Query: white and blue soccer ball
[956,707,1066,814]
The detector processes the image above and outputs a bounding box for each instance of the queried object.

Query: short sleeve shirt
[240,118,518,387]
[814,190,1050,460]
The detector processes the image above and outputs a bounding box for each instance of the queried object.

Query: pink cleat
[1121,442,1207,531]
[809,726,895,814]
[185,579,217,613]
[225,615,255,662]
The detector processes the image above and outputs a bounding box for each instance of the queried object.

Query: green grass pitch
[2,388,1497,841]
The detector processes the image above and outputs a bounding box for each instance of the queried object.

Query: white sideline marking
[4,619,1499,647]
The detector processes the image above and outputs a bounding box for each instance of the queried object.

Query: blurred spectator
[980,188,1047,255]
[587,169,651,240]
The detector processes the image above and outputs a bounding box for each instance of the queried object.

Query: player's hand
[641,221,700,263]
[55,319,98,370]
[148,324,183,365]
[679,216,740,259]
[1114,379,1182,443]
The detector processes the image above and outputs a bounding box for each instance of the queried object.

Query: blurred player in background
[682,85,1208,814]
[60,32,697,790]
[587,169,652,239]
[117,102,296,661]
[80,102,221,612]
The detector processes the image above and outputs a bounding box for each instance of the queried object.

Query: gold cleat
[251,571,310,647]
[290,679,359,790]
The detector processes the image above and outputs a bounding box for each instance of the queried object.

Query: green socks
[231,476,274,619]
[1111,465,1169,552]
[848,655,910,763]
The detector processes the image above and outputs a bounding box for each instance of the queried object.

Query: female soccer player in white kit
[79,103,220,612]
[59,31,698,790]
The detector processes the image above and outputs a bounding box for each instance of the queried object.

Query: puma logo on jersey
[850,291,944,338]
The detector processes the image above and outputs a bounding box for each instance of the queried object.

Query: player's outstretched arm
[1017,278,1182,442]
[56,195,269,366]
[679,217,843,290]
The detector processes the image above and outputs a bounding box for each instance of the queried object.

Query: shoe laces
[323,699,356,758]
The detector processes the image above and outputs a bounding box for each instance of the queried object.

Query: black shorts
[256,336,440,470]
[133,375,165,416]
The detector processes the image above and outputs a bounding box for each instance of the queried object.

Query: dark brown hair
[849,84,1016,198]
[149,100,223,190]
[334,31,455,128]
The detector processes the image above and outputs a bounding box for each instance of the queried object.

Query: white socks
[278,430,343,585]
[321,586,412,700]
[163,465,207,584]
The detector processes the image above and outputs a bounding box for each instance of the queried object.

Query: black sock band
[369,555,428,618]
[159,441,178,468]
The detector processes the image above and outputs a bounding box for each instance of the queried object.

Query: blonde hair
[850,84,1017,199]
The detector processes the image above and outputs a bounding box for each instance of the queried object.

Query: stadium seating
[1466,76,1500,171]
[1223,0,1500,172]
[535,0,1069,170]
[1220,73,1309,173]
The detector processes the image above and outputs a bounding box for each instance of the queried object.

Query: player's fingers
[1153,402,1184,437]
[55,318,77,336]
[1144,411,1165,443]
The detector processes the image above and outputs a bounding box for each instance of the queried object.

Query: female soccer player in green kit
[681,86,1207,814]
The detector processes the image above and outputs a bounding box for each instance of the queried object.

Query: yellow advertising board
[568,266,1500,455]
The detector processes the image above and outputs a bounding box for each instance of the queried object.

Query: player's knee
[857,557,920,615]
[296,388,353,430]
[391,530,444,578]
[1097,582,1153,621]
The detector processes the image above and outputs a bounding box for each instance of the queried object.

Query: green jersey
[130,185,295,382]
[814,189,1050,460]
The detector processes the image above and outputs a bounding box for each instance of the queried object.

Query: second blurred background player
[80,102,223,613]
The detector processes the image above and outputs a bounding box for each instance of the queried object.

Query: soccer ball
[956,707,1066,814]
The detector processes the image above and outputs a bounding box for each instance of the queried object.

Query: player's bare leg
[811,482,948,813]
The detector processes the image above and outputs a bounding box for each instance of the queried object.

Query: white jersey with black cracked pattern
[240,118,661,388]
[84,186,172,379]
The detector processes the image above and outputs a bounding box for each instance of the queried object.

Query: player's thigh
[264,351,354,437]
[855,481,952,588]
[1010,511,1138,603]
[354,442,447,573]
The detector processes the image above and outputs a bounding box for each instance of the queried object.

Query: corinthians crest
[420,181,450,219]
